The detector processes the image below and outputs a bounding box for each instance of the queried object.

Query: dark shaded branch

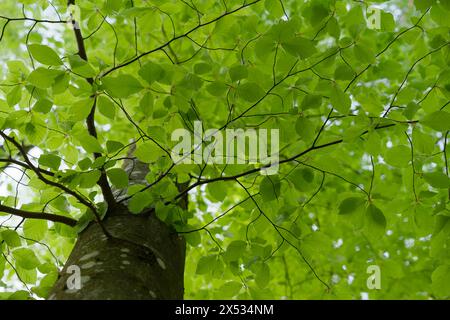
[0,15,66,23]
[68,0,116,210]
[0,204,77,227]
[0,158,55,176]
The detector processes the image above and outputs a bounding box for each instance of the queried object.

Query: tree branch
[100,0,262,77]
[0,204,77,227]
[0,158,55,176]
[67,0,116,210]
[0,132,95,212]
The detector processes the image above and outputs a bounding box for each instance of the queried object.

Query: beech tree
[0,0,449,300]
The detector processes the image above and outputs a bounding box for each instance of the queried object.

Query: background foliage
[0,0,449,299]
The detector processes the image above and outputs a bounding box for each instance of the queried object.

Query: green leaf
[70,98,93,121]
[334,64,354,80]
[365,204,386,237]
[128,191,152,214]
[414,0,434,11]
[301,94,322,110]
[207,181,228,202]
[353,44,375,64]
[97,96,115,119]
[23,219,47,241]
[78,157,92,170]
[423,172,450,189]
[288,168,315,191]
[33,99,53,113]
[25,122,47,145]
[5,291,30,300]
[27,68,62,89]
[422,111,450,131]
[135,141,165,163]
[138,61,165,84]
[76,134,103,154]
[7,86,22,107]
[295,116,315,141]
[281,37,317,59]
[237,82,265,103]
[219,281,242,297]
[432,265,450,298]
[0,230,21,247]
[53,72,70,94]
[223,240,247,262]
[39,154,61,171]
[381,11,395,32]
[139,92,154,115]
[28,44,62,66]
[107,168,129,189]
[206,82,228,97]
[32,271,58,298]
[13,248,40,270]
[338,197,366,215]
[194,62,211,75]
[15,266,37,284]
[229,65,248,82]
[68,55,97,78]
[259,176,281,202]
[255,263,270,288]
[184,230,201,247]
[106,140,124,154]
[330,85,351,114]
[79,170,101,188]
[384,145,410,168]
[196,255,217,275]
[0,255,4,279]
[102,75,143,98]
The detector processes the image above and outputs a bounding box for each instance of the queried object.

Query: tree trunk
[49,207,186,300]
[49,155,187,300]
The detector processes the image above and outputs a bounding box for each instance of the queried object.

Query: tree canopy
[0,0,449,300]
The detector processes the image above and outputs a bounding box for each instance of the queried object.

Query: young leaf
[338,197,366,215]
[102,75,143,98]
[107,168,129,189]
[76,134,103,154]
[229,65,248,82]
[106,140,124,154]
[330,85,351,114]
[97,96,115,119]
[23,220,48,241]
[259,176,281,202]
[0,230,21,247]
[223,240,247,262]
[135,142,165,163]
[432,265,450,298]
[237,82,265,103]
[33,99,53,113]
[28,44,62,66]
[422,111,450,131]
[138,61,165,84]
[128,191,152,214]
[423,172,450,189]
[365,204,387,237]
[39,154,61,171]
[13,248,40,270]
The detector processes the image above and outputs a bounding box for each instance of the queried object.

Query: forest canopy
[0,0,449,300]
